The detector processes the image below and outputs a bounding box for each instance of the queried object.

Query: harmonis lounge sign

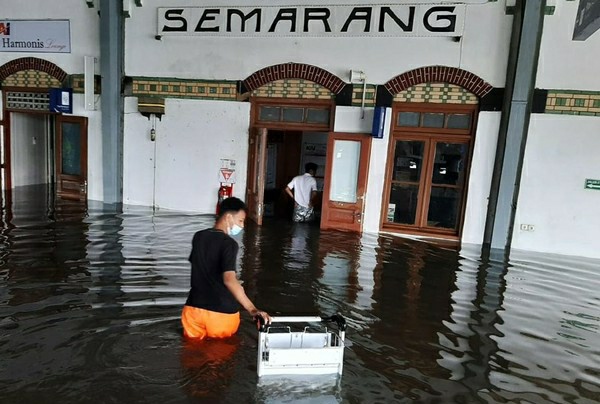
[158,4,466,37]
[0,20,71,53]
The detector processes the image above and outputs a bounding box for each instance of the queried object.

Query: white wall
[125,0,511,87]
[537,1,600,90]
[0,0,103,201]
[123,98,250,213]
[461,112,501,245]
[0,0,100,73]
[10,113,48,186]
[512,115,600,259]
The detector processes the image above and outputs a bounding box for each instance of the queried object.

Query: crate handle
[255,314,347,332]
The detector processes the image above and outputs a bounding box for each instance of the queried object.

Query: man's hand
[250,309,271,324]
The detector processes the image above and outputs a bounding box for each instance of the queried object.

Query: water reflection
[0,185,599,403]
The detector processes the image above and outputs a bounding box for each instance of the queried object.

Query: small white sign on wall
[219,159,236,184]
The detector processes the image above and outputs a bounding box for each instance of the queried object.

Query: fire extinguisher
[216,183,233,214]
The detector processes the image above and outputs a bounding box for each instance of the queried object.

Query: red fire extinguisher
[216,183,233,214]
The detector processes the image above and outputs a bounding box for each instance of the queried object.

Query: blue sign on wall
[49,88,73,114]
[371,106,386,139]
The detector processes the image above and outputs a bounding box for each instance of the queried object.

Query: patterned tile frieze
[352,84,377,107]
[251,79,334,99]
[2,69,62,88]
[546,90,600,116]
[394,83,478,104]
[70,74,101,94]
[131,77,238,101]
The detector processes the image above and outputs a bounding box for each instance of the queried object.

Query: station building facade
[1,0,599,259]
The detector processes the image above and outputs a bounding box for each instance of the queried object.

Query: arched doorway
[381,66,493,239]
[243,63,371,232]
[0,57,88,207]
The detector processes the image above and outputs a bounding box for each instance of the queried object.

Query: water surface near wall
[0,186,599,403]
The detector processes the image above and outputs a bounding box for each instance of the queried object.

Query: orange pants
[181,305,240,340]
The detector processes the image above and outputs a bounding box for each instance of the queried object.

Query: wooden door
[321,133,372,232]
[0,115,8,206]
[246,127,268,225]
[55,115,88,201]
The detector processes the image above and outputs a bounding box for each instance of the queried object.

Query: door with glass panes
[382,104,476,237]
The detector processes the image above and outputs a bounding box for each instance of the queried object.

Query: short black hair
[218,197,247,218]
[305,162,318,173]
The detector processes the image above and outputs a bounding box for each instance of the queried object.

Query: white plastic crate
[256,315,346,377]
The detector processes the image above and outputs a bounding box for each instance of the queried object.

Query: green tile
[593,100,600,108]
[149,84,156,91]
[209,87,217,94]
[222,87,230,94]
[162,85,169,92]
[173,85,180,92]
[574,98,585,107]
[187,86,193,92]
[555,98,567,106]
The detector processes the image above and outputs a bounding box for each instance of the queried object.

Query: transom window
[258,106,330,125]
[253,99,334,131]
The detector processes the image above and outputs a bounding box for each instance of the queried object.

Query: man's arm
[309,190,318,208]
[223,271,270,323]
[285,186,294,200]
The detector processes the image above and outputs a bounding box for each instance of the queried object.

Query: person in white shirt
[285,163,318,222]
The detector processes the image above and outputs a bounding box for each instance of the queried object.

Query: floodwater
[1,186,599,404]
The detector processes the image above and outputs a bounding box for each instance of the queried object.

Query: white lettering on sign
[158,5,465,37]
[0,20,70,53]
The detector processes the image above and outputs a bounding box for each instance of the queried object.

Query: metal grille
[6,91,49,111]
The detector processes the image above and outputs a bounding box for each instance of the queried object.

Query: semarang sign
[157,4,466,37]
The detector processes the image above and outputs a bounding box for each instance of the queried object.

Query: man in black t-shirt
[181,197,271,339]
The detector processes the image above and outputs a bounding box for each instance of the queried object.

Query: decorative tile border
[394,83,478,104]
[1,69,62,88]
[352,84,376,107]
[545,90,600,116]
[251,79,334,99]
[505,5,556,15]
[70,74,101,94]
[131,77,237,100]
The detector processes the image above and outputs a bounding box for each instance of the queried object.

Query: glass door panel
[431,142,468,186]
[426,141,468,230]
[388,183,419,224]
[392,140,424,182]
[61,122,82,176]
[329,140,360,203]
[387,140,426,225]
[427,187,460,229]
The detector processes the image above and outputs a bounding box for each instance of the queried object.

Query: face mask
[230,224,243,236]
